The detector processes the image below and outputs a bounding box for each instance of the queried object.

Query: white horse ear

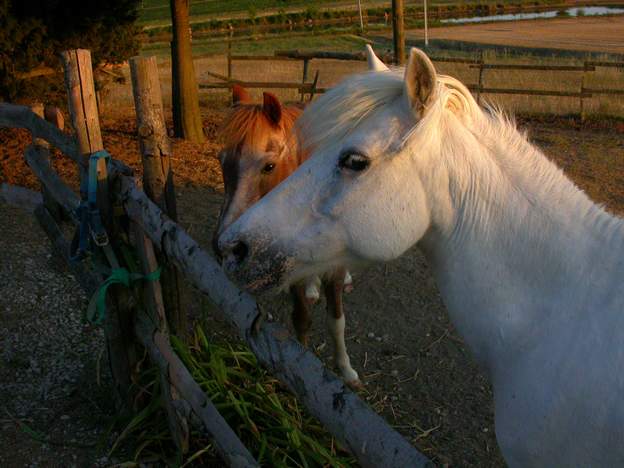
[365,44,389,72]
[403,48,437,116]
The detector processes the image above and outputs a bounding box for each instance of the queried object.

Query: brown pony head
[213,85,303,259]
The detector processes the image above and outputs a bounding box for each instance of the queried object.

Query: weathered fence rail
[0,48,432,467]
[202,48,624,114]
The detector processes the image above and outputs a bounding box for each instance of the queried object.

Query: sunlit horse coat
[218,47,624,466]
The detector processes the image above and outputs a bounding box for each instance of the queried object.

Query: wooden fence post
[227,41,233,78]
[300,58,309,102]
[131,221,191,454]
[580,61,589,122]
[227,41,233,104]
[476,51,484,105]
[129,55,188,339]
[392,0,405,65]
[61,48,136,408]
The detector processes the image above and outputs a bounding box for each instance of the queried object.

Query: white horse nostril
[231,241,248,264]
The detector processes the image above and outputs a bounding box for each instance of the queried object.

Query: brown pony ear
[263,92,282,126]
[232,84,251,105]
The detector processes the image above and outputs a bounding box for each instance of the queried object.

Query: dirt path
[404,16,624,54]
[0,201,115,468]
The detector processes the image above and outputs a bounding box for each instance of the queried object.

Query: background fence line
[199,49,624,115]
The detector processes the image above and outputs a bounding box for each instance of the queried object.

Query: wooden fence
[200,49,624,114]
[0,48,431,467]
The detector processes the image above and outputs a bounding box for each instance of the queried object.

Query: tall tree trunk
[170,0,205,142]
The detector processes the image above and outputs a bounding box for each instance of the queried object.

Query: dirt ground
[405,16,624,54]
[2,104,623,466]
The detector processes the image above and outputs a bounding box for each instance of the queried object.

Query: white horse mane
[297,69,480,150]
[298,68,624,249]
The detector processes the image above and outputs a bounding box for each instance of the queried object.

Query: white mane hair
[297,67,624,248]
[297,68,480,151]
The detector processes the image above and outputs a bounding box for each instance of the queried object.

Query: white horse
[218,47,624,466]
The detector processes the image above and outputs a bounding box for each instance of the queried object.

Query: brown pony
[213,85,360,387]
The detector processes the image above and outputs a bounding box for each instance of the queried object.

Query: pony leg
[291,284,312,347]
[343,270,354,294]
[324,272,361,388]
[304,276,321,304]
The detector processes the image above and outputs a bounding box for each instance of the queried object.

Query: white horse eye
[339,152,370,172]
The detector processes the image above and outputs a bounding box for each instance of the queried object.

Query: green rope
[87,267,161,325]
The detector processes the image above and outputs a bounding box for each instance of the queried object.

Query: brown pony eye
[262,163,276,174]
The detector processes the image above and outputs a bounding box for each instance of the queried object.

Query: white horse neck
[418,110,624,377]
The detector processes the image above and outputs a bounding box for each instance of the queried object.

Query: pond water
[441,6,624,24]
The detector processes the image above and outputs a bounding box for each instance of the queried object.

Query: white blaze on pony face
[219,49,440,294]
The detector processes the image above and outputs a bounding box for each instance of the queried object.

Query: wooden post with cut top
[129,55,187,339]
[129,55,191,452]
[61,48,136,408]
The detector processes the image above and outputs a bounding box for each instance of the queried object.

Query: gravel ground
[0,201,115,467]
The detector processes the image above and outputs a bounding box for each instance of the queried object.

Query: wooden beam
[119,176,431,468]
[0,103,81,164]
[471,63,593,72]
[582,87,624,96]
[16,66,58,80]
[230,54,300,61]
[472,86,589,98]
[585,61,624,68]
[24,145,80,222]
[0,103,134,177]
[200,82,315,90]
[1,184,42,212]
[275,50,368,61]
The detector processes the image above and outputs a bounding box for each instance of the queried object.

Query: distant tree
[170,0,205,142]
[0,0,141,102]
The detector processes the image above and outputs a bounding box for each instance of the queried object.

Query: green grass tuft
[109,326,356,467]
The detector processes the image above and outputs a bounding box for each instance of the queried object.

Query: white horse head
[219,47,624,466]
[219,48,443,292]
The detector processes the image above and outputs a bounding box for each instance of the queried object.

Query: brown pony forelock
[219,103,303,159]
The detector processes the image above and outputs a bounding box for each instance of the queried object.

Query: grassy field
[141,31,372,57]
[138,0,548,26]
[142,0,366,19]
[139,0,396,25]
